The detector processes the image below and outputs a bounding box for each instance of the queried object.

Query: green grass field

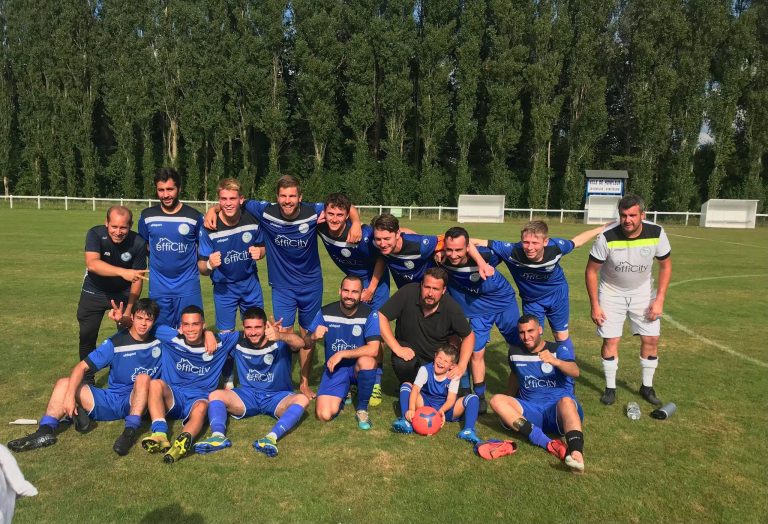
[1,208,767,523]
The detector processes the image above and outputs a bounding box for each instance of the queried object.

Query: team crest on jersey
[202,352,214,362]
[263,353,274,365]
[242,232,253,243]
[152,346,161,358]
[121,252,132,262]
[505,243,511,247]
[178,223,190,235]
[352,325,362,336]
[404,260,415,269]
[541,362,553,374]
[299,223,310,234]
[341,248,352,258]
[469,273,480,282]
[640,246,652,257]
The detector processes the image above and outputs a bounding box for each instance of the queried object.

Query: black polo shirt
[379,282,471,362]
[82,225,147,296]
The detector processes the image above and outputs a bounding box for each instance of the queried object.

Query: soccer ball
[412,406,442,436]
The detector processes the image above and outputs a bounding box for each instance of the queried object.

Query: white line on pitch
[667,233,767,249]
[669,274,767,288]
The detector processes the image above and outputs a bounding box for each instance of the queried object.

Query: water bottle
[626,401,641,420]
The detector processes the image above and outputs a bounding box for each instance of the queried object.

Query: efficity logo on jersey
[274,235,308,248]
[131,366,159,382]
[523,375,557,389]
[614,261,649,273]
[224,250,250,265]
[331,339,354,352]
[156,238,190,253]
[246,369,274,382]
[176,358,210,376]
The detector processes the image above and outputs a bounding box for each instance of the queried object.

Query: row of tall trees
[0,0,765,210]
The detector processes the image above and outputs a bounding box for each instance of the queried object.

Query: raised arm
[362,257,385,303]
[347,205,362,243]
[571,224,606,248]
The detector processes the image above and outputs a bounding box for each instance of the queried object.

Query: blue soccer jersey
[154,325,236,392]
[507,341,575,404]
[440,246,517,318]
[138,204,204,297]
[228,332,295,393]
[382,233,438,288]
[414,363,460,407]
[307,302,381,369]
[199,212,264,284]
[243,200,325,290]
[489,238,575,301]
[85,330,162,394]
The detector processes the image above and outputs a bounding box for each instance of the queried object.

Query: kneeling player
[489,315,585,472]
[306,276,381,430]
[140,306,232,463]
[194,308,308,457]
[8,299,162,456]
[392,345,483,445]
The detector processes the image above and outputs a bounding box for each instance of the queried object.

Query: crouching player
[490,315,585,473]
[8,298,162,456]
[194,308,309,457]
[305,276,381,430]
[392,345,482,445]
[140,306,232,464]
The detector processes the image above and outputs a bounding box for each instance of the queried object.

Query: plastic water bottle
[626,402,641,420]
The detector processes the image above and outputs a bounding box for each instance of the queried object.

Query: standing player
[77,206,148,384]
[370,213,440,289]
[439,227,520,413]
[585,195,672,406]
[138,167,204,327]
[198,178,265,332]
[490,315,585,473]
[194,308,309,457]
[204,175,362,399]
[305,276,381,430]
[140,306,233,464]
[476,221,603,342]
[8,299,162,456]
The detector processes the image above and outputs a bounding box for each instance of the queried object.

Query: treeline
[0,0,765,210]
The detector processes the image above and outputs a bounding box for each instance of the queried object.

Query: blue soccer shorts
[517,395,584,435]
[87,386,131,421]
[212,278,264,331]
[231,387,293,419]
[272,286,323,332]
[154,293,204,329]
[167,385,208,423]
[522,285,570,334]
[317,365,358,399]
[470,306,521,351]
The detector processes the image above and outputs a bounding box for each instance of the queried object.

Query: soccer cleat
[546,439,567,461]
[474,439,518,460]
[355,410,372,431]
[7,429,57,452]
[565,454,585,473]
[193,434,232,455]
[73,404,92,433]
[346,385,357,406]
[391,417,413,434]
[639,385,662,406]
[112,428,137,456]
[478,396,488,415]
[163,432,192,464]
[600,387,616,405]
[457,428,481,445]
[141,432,171,454]
[253,435,278,458]
[369,383,382,407]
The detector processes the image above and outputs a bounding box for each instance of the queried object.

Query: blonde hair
[521,220,548,238]
[217,178,242,194]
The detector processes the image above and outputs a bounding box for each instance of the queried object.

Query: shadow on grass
[141,504,205,523]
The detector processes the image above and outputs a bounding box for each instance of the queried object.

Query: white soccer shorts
[597,291,661,339]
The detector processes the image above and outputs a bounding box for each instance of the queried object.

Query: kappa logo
[404,260,415,269]
[246,369,274,382]
[121,252,132,262]
[178,224,190,235]
[298,223,310,234]
[224,250,250,265]
[274,235,308,248]
[523,375,557,389]
[156,238,190,253]
[331,339,354,352]
[614,260,649,273]
[242,231,253,243]
[176,358,211,376]
[131,366,159,382]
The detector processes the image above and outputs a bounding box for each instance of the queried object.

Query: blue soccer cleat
[356,410,372,431]
[391,417,413,434]
[253,435,278,457]
[457,428,481,445]
[193,434,232,455]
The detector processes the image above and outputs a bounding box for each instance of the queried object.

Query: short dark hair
[423,267,448,286]
[154,167,181,188]
[341,275,363,289]
[132,298,160,320]
[243,307,267,323]
[277,175,301,195]
[517,314,540,326]
[106,205,133,226]
[371,213,399,233]
[325,193,351,213]
[180,305,204,319]
[444,226,469,243]
[436,344,459,362]
[618,194,646,213]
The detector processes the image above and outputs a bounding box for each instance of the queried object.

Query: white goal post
[699,199,759,228]
[584,195,621,224]
[457,194,505,223]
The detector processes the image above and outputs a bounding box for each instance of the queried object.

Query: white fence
[2,194,766,226]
